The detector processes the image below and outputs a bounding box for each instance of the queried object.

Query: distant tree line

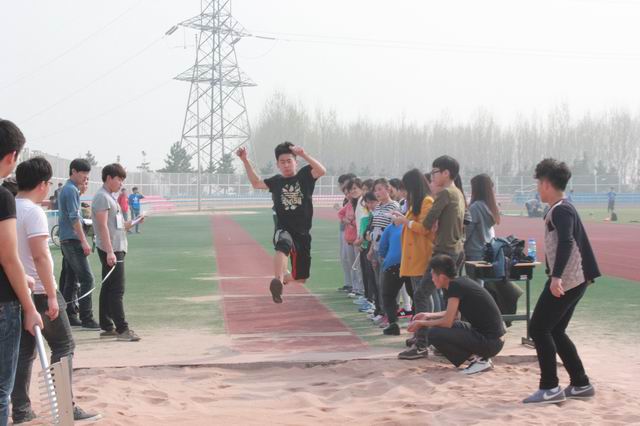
[249,92,639,187]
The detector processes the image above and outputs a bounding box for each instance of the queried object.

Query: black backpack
[483,235,533,279]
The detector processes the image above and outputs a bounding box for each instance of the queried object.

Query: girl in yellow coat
[392,169,436,358]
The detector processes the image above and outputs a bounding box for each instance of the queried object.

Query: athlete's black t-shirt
[264,165,317,235]
[445,276,506,338]
[0,185,18,303]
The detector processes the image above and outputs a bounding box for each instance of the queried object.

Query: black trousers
[98,249,129,333]
[360,249,380,312]
[381,265,412,324]
[427,321,504,367]
[529,279,590,390]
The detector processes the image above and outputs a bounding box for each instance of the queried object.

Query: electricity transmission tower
[171,0,255,173]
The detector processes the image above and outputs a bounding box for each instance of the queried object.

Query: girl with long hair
[389,169,435,342]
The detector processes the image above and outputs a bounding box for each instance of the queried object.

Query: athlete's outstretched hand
[290,145,306,157]
[236,147,248,161]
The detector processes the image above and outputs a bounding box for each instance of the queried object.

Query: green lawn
[502,206,640,224]
[50,214,223,332]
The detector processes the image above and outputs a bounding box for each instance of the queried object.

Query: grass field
[502,206,640,224]
[51,214,223,333]
[51,210,640,346]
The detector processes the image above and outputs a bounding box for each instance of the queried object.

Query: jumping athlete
[237,142,326,303]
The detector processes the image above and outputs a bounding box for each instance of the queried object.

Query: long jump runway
[211,214,367,354]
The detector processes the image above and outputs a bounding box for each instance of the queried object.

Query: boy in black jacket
[523,158,601,404]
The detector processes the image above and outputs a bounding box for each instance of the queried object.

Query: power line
[30,79,173,142]
[21,34,167,124]
[246,30,640,61]
[0,1,142,92]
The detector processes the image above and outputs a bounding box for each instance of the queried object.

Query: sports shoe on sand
[461,357,493,375]
[564,384,595,399]
[270,278,283,303]
[523,387,566,404]
[398,345,428,360]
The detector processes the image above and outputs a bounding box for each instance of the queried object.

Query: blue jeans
[60,239,95,323]
[0,301,21,426]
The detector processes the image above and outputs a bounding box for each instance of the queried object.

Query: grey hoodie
[464,200,496,261]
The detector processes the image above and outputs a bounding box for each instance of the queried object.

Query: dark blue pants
[60,240,95,323]
[0,301,21,426]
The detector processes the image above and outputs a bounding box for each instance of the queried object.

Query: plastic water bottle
[527,238,537,261]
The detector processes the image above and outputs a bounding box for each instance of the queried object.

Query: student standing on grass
[58,158,100,329]
[523,158,600,404]
[93,164,142,341]
[118,188,129,221]
[236,142,326,304]
[391,169,434,351]
[0,119,43,426]
[11,157,100,424]
[407,254,506,375]
[128,187,144,233]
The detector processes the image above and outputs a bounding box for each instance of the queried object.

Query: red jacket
[338,201,357,244]
[118,193,129,213]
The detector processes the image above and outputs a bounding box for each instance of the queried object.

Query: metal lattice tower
[175,0,255,172]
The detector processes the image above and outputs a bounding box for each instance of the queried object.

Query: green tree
[157,142,193,172]
[216,153,236,175]
[260,161,275,175]
[84,150,98,166]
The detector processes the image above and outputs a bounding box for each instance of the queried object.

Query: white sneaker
[348,292,358,298]
[462,357,493,375]
[371,314,384,323]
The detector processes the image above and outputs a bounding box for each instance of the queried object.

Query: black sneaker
[73,405,102,422]
[12,409,36,424]
[398,345,428,360]
[81,320,101,330]
[383,323,400,335]
[68,316,82,327]
[405,336,417,347]
[270,278,283,304]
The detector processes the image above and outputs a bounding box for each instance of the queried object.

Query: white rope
[65,260,122,306]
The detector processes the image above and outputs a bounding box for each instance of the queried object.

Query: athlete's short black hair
[0,119,26,160]
[275,141,295,160]
[534,158,572,191]
[16,157,52,191]
[429,254,457,279]
[69,158,91,176]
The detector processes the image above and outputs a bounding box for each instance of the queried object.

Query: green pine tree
[216,153,236,174]
[157,142,193,172]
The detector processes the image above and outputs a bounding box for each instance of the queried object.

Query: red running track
[211,214,367,353]
[315,207,640,282]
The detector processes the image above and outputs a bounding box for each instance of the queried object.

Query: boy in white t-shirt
[11,157,99,423]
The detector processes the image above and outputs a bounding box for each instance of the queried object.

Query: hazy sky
[2,0,640,171]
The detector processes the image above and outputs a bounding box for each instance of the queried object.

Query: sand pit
[17,326,640,426]
[22,355,640,426]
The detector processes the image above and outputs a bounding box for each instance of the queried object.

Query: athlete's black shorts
[273,229,312,280]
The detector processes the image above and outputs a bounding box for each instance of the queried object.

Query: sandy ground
[17,324,640,426]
